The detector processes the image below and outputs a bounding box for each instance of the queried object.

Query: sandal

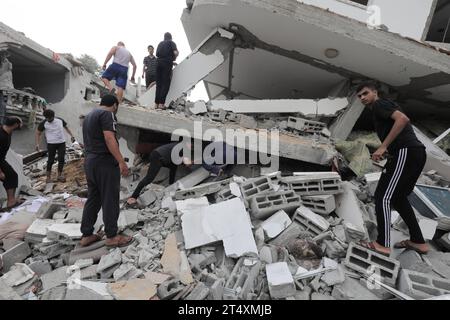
[394,240,429,255]
[80,231,105,247]
[359,241,391,257]
[105,235,134,248]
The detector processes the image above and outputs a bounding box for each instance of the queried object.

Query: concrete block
[97,248,122,273]
[344,243,400,286]
[332,276,381,300]
[0,278,22,300]
[239,177,274,203]
[176,197,210,216]
[74,259,94,269]
[302,195,336,215]
[68,240,109,265]
[28,259,52,276]
[270,223,304,247]
[65,286,107,300]
[188,252,217,269]
[185,282,210,300]
[138,190,157,207]
[36,201,65,219]
[224,258,261,300]
[292,207,330,237]
[40,267,69,292]
[46,224,82,241]
[365,172,381,197]
[261,210,292,240]
[397,250,432,273]
[282,174,343,196]
[175,179,231,200]
[344,222,367,243]
[1,264,35,288]
[359,278,395,300]
[25,219,55,243]
[157,279,185,300]
[287,117,326,134]
[176,167,211,190]
[80,265,99,280]
[209,109,228,122]
[215,187,236,202]
[181,198,257,258]
[209,279,225,300]
[418,217,438,240]
[0,242,31,272]
[40,286,67,300]
[266,262,296,299]
[250,190,302,220]
[239,114,258,129]
[117,210,139,231]
[113,263,142,282]
[189,100,208,115]
[398,269,450,300]
[321,265,345,286]
[99,264,120,280]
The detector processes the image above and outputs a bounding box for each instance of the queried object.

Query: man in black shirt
[0,117,23,210]
[357,81,428,256]
[155,32,179,110]
[143,45,157,89]
[80,95,132,248]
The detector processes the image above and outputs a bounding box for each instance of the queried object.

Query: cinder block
[0,242,31,272]
[261,210,292,239]
[224,258,261,300]
[36,201,65,219]
[239,177,274,203]
[282,175,343,196]
[209,109,228,122]
[175,179,231,200]
[250,190,302,219]
[215,187,236,202]
[398,269,450,300]
[292,207,330,237]
[302,195,336,215]
[344,243,400,286]
[287,117,326,134]
[266,262,296,299]
[157,279,184,300]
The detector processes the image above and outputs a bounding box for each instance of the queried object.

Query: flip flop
[359,241,391,257]
[395,240,428,255]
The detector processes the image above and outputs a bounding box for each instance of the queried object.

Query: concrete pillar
[330,95,365,141]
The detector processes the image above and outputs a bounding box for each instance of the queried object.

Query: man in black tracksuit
[357,82,429,256]
[80,95,132,248]
[0,117,23,210]
[154,32,179,109]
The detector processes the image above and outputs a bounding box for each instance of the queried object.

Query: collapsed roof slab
[182,0,450,107]
[116,106,337,166]
[209,98,349,116]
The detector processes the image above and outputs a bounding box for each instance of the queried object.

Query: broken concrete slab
[292,206,330,237]
[266,262,296,299]
[209,98,349,115]
[46,224,82,241]
[36,201,65,219]
[0,278,22,300]
[117,210,139,231]
[321,265,346,286]
[261,210,292,240]
[397,250,433,274]
[24,219,55,243]
[330,96,365,141]
[144,272,172,285]
[108,278,157,300]
[335,182,368,237]
[157,278,185,300]
[138,190,157,207]
[0,241,31,272]
[1,263,35,287]
[174,167,211,191]
[74,259,94,270]
[175,197,210,216]
[270,223,304,247]
[185,282,210,300]
[189,100,208,115]
[40,266,69,292]
[68,241,109,265]
[96,248,122,273]
[28,258,52,276]
[181,198,257,258]
[161,233,194,285]
[64,286,108,301]
[332,276,381,300]
[224,258,261,300]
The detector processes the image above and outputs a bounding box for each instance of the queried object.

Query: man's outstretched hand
[372,146,387,162]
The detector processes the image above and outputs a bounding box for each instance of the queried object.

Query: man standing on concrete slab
[356,81,429,256]
[155,33,179,110]
[127,142,182,206]
[101,42,137,104]
[80,95,132,248]
[35,109,76,183]
[143,45,157,89]
[0,117,23,211]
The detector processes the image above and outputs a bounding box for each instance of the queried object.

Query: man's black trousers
[155,60,173,105]
[81,155,120,239]
[375,147,427,247]
[47,143,66,173]
[0,160,18,190]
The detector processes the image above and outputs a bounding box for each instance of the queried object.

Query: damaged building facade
[1,0,450,301]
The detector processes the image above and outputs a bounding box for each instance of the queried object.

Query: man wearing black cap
[80,94,132,248]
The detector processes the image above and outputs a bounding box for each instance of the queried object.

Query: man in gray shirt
[80,94,132,248]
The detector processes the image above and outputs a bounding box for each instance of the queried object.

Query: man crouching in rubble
[357,81,429,256]
[0,117,23,211]
[80,95,133,248]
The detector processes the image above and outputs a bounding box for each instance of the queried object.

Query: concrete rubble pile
[1,146,449,301]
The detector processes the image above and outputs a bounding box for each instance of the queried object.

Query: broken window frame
[412,184,450,218]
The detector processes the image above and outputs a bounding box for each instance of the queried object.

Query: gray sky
[0,0,207,99]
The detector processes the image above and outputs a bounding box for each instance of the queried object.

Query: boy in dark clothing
[143,45,157,89]
[155,32,179,110]
[0,117,23,210]
[357,81,428,256]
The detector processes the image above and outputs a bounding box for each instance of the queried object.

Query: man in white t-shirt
[36,109,75,183]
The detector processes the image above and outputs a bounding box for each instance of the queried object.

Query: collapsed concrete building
[1,0,450,301]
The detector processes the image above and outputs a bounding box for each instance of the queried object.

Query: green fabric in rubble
[336,132,382,177]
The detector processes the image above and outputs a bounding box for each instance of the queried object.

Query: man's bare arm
[64,127,75,142]
[130,55,137,80]
[104,131,129,176]
[103,47,117,69]
[35,130,42,151]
